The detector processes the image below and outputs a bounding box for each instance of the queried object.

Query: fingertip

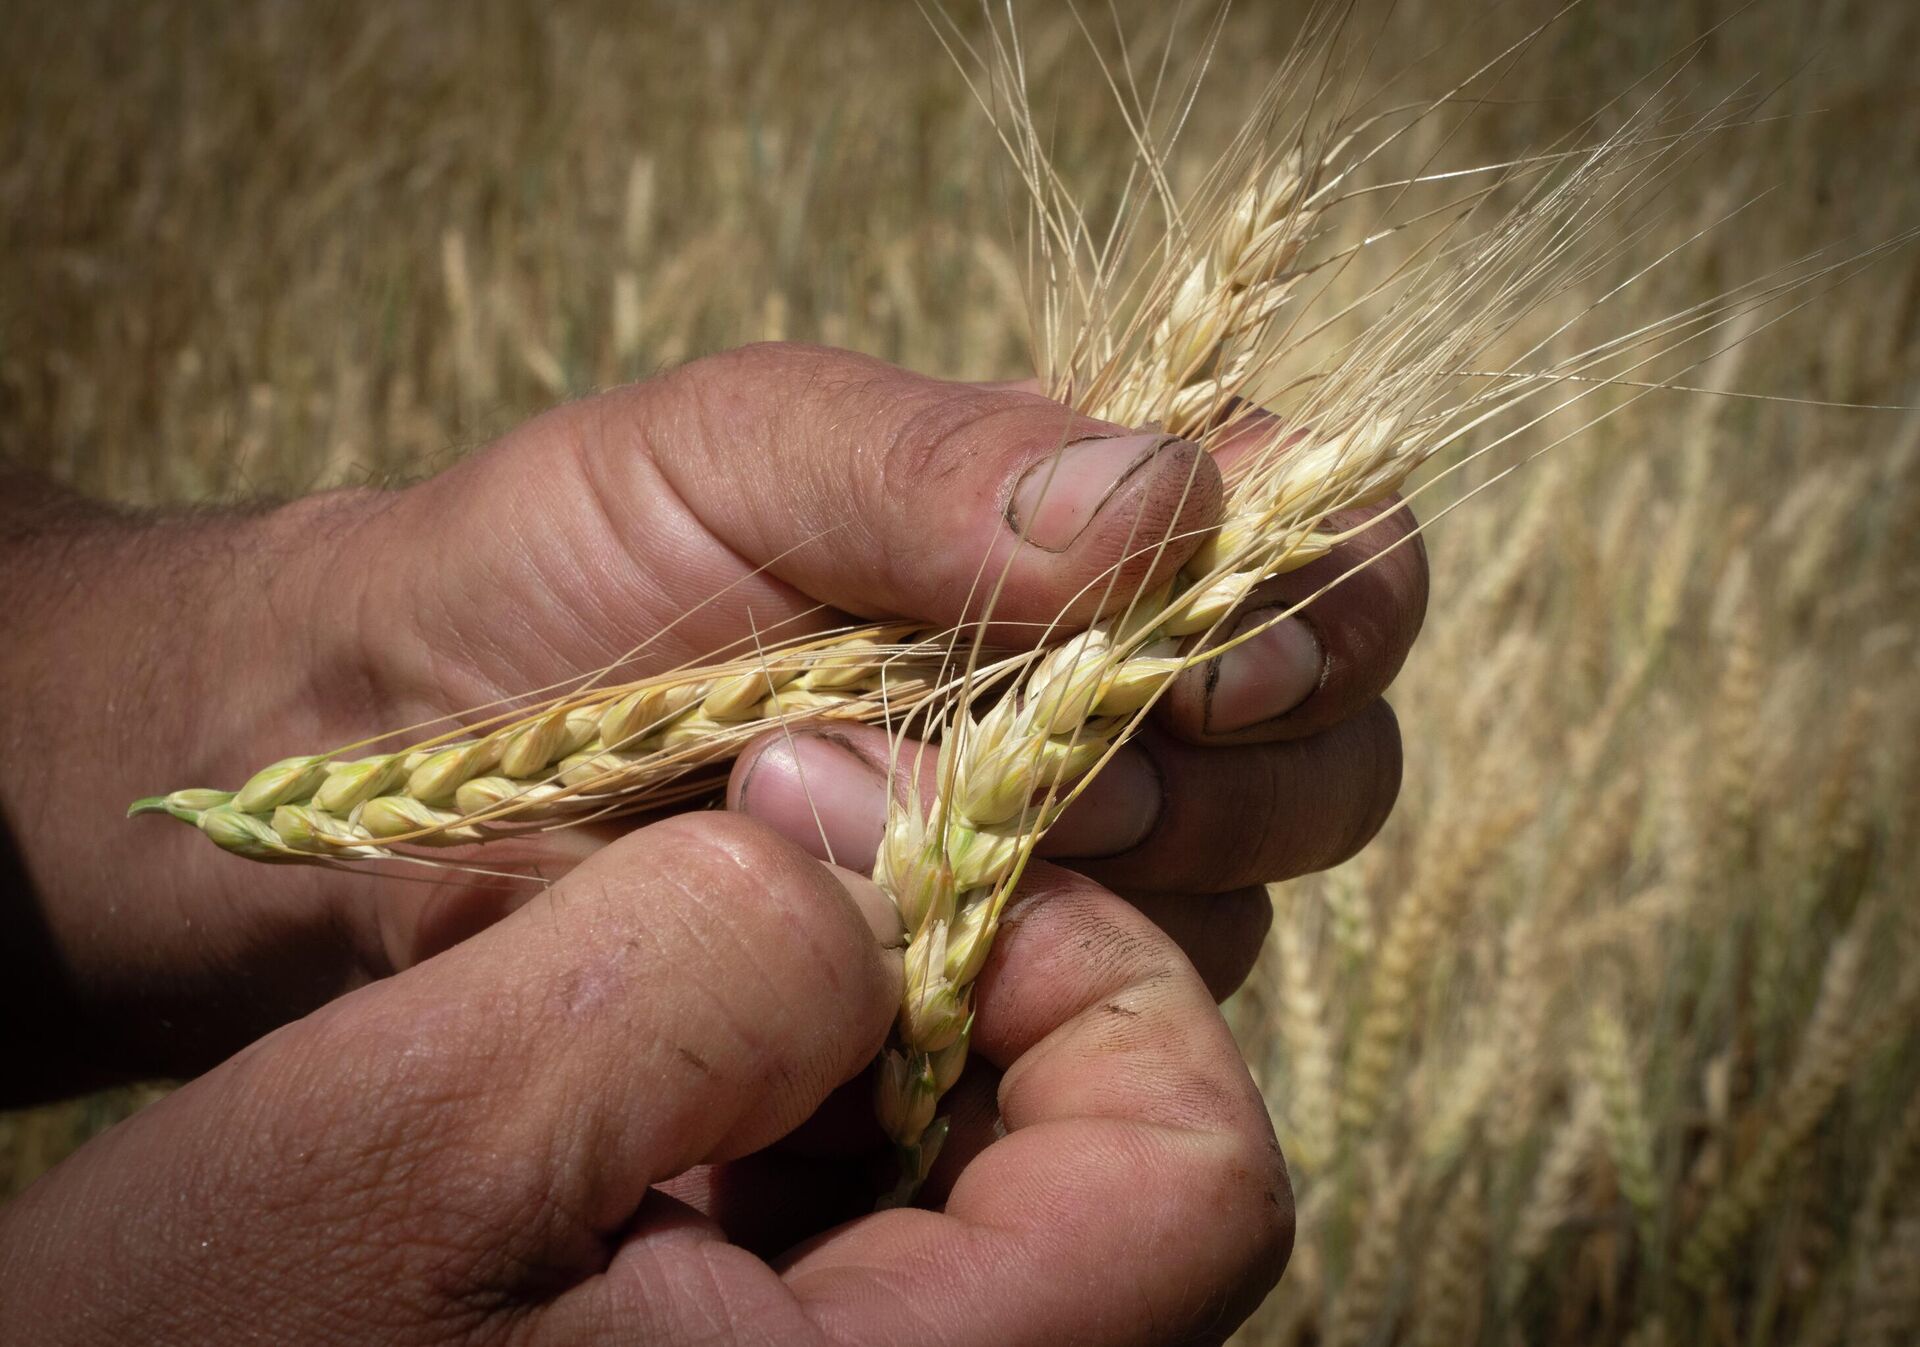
[1038,744,1163,860]
[1008,431,1187,553]
[1156,606,1325,744]
[730,731,891,872]
[1156,496,1427,747]
[989,428,1224,632]
[823,864,907,953]
[1062,432,1224,621]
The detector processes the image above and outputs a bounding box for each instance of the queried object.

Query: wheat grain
[130,627,945,858]
[1273,909,1339,1172]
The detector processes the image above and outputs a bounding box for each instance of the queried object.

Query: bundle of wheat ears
[127,11,1909,1205]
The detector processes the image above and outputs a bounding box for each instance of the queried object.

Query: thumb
[607,341,1224,631]
[274,814,903,1279]
[0,813,905,1342]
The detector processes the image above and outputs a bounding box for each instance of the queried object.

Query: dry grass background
[3,2,1917,1343]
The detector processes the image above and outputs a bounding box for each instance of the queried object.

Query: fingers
[15,812,908,1343]
[1070,709,1403,893]
[1156,495,1428,745]
[614,342,1224,633]
[533,864,1287,1346]
[775,864,1291,1346]
[730,712,1399,897]
[347,344,1221,708]
[647,881,1271,1257]
[265,813,904,1281]
[635,881,1269,1262]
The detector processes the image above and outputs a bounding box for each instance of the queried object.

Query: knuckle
[1171,1119,1294,1311]
[652,339,857,458]
[687,338,829,382]
[874,382,1106,514]
[642,812,837,923]
[1003,868,1187,997]
[875,383,1023,505]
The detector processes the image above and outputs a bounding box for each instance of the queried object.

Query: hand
[0,342,1425,1092]
[0,810,1292,1346]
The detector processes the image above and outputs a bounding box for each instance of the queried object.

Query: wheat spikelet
[1850,1212,1920,1347]
[1414,1166,1488,1347]
[1274,908,1339,1171]
[1322,868,1377,967]
[1757,690,1876,1047]
[1800,690,1875,883]
[870,141,1358,1192]
[130,626,946,860]
[1339,795,1534,1137]
[1416,1037,1500,1176]
[1857,1081,1920,1247]
[1555,884,1685,968]
[1793,1083,1920,1347]
[1487,775,1640,1148]
[1483,914,1551,1153]
[1708,553,1763,861]
[1506,1086,1605,1307]
[1587,1004,1661,1259]
[1782,903,1873,1100]
[1325,1157,1414,1347]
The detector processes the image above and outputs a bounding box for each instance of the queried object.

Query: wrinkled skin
[0,343,1426,1345]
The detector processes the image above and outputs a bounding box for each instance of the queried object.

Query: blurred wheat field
[3,2,1917,1344]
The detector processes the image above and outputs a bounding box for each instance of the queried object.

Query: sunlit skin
[0,344,1426,1344]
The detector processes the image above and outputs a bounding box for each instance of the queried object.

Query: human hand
[1,342,1424,1090]
[0,809,1292,1346]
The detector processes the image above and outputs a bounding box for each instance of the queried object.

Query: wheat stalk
[1414,1165,1488,1347]
[1325,1154,1414,1347]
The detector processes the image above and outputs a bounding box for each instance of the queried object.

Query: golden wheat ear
[128,621,960,861]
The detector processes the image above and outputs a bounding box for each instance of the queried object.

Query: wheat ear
[869,152,1346,1196]
[130,625,944,860]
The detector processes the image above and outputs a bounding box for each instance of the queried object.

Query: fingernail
[736,734,889,871]
[825,865,907,949]
[1008,432,1185,552]
[1040,745,1162,859]
[1204,608,1324,733]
